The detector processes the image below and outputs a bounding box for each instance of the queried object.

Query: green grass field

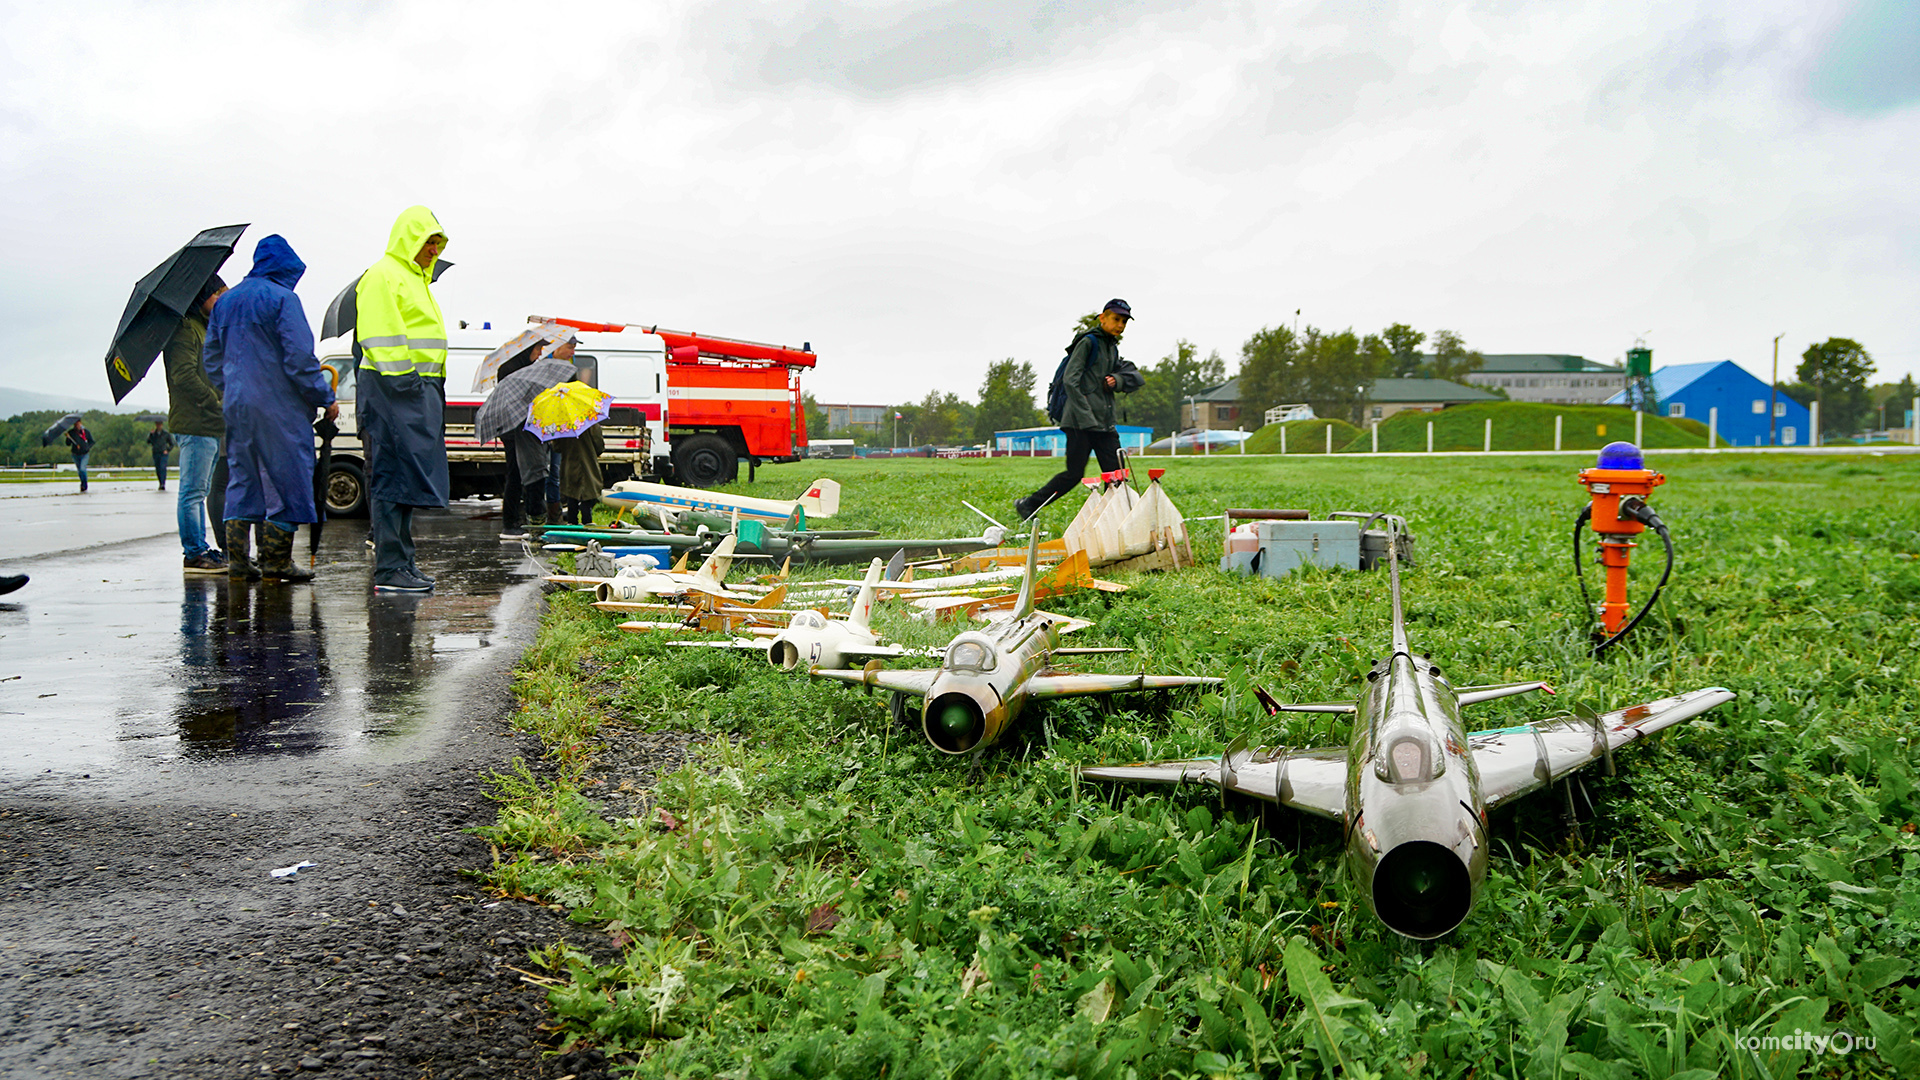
[484,452,1920,1078]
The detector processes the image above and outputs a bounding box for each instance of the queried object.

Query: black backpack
[1045,331,1100,425]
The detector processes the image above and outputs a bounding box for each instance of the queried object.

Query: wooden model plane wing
[1080,740,1347,820]
[1472,686,1734,810]
[669,638,773,653]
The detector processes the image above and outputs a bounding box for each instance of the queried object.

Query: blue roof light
[1597,441,1644,470]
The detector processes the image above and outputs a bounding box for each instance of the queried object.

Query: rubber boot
[257,525,314,583]
[547,501,564,527]
[225,520,261,581]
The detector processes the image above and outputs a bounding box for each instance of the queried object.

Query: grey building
[1456,354,1626,405]
[1180,378,1243,431]
[1364,378,1500,422]
[820,403,892,432]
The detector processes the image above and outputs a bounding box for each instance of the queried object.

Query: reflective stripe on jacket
[355,206,447,379]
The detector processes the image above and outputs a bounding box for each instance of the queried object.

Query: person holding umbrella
[164,276,230,572]
[354,207,449,593]
[65,420,94,492]
[202,235,338,584]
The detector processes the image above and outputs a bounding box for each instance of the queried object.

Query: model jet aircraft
[670,558,932,670]
[1080,520,1733,940]
[600,476,841,523]
[810,526,1222,756]
[549,535,760,604]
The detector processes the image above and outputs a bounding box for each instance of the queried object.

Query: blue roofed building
[1605,360,1812,447]
[993,425,1154,455]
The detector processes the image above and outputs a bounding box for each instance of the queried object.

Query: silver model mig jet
[671,557,931,671]
[811,527,1222,755]
[1081,521,1733,940]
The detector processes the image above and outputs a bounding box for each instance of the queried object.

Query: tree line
[0,410,167,468]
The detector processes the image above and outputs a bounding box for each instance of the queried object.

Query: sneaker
[1013,496,1037,522]
[373,573,432,593]
[184,553,226,574]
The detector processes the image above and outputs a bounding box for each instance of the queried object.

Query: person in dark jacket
[495,341,551,539]
[65,420,95,491]
[354,206,450,593]
[1014,299,1145,520]
[164,276,229,572]
[146,422,174,490]
[203,235,339,584]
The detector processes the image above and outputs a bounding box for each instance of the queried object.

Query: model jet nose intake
[1373,841,1473,939]
[925,694,986,754]
[771,641,801,671]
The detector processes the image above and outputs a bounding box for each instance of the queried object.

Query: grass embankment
[484,454,1920,1078]
[1242,418,1361,454]
[1351,402,1720,453]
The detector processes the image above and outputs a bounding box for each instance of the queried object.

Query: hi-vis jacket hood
[356,206,448,380]
[247,235,306,291]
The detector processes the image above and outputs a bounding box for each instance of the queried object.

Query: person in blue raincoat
[203,235,339,584]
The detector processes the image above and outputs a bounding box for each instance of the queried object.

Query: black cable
[1575,498,1674,656]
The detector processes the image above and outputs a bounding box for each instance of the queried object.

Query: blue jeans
[176,434,219,556]
[73,452,89,489]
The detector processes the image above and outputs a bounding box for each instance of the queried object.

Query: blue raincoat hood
[247,234,306,290]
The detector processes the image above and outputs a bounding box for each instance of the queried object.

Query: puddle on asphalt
[1,507,543,777]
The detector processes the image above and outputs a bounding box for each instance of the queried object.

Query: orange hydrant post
[1577,443,1666,636]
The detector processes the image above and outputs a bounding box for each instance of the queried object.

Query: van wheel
[326,461,369,518]
[673,435,737,488]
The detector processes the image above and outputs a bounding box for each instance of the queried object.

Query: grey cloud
[694,0,1191,98]
[1804,0,1920,115]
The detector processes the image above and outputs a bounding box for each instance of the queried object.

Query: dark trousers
[501,436,545,528]
[1027,428,1122,511]
[371,500,416,580]
[153,453,168,487]
[208,439,227,529]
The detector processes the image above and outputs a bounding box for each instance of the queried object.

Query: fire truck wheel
[326,461,369,518]
[673,434,738,488]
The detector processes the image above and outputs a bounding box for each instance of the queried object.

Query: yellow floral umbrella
[525,381,613,441]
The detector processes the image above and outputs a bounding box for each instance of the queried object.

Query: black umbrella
[475,358,576,443]
[135,412,167,424]
[103,224,247,403]
[40,413,82,446]
[320,260,455,345]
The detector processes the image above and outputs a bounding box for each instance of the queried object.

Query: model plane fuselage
[920,616,1058,754]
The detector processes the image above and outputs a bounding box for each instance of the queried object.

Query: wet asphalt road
[0,481,604,1078]
[0,482,536,793]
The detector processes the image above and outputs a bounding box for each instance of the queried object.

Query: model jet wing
[1472,686,1734,809]
[809,665,942,697]
[1080,738,1347,820]
[1027,673,1223,699]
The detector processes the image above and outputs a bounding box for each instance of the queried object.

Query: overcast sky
[4,0,1916,413]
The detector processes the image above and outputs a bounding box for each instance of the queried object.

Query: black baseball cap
[1102,298,1133,319]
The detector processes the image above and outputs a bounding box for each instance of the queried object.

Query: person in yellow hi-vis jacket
[354,206,451,592]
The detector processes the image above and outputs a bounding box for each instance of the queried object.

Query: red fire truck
[546,319,815,488]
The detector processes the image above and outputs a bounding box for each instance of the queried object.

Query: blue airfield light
[1596,441,1644,470]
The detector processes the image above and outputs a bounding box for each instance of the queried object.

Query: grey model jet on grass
[671,557,933,671]
[1081,520,1734,940]
[810,527,1222,756]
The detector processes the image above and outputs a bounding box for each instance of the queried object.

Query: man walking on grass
[1013,298,1144,521]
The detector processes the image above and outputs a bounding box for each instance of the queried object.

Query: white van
[316,327,666,516]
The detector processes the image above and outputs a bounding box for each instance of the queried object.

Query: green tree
[1382,323,1425,378]
[1297,328,1381,425]
[1131,339,1226,435]
[1425,329,1486,382]
[1237,325,1302,425]
[802,392,827,439]
[1797,337,1875,433]
[1882,374,1918,430]
[974,359,1042,441]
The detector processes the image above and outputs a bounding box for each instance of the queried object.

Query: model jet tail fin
[798,478,841,518]
[1012,523,1041,620]
[695,534,738,586]
[849,558,883,633]
[1386,516,1410,657]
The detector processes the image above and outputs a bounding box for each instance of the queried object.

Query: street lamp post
[1770,334,1783,446]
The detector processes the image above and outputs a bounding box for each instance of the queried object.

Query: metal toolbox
[1220,519,1361,578]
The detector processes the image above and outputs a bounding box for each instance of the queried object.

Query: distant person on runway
[203,235,338,585]
[64,420,94,492]
[146,421,174,491]
[164,275,230,573]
